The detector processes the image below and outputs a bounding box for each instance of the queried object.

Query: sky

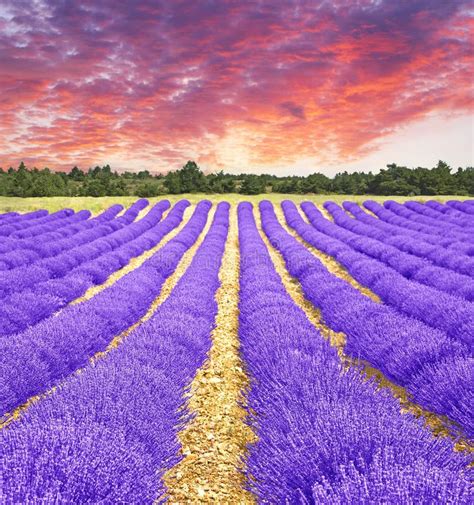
[0,0,473,176]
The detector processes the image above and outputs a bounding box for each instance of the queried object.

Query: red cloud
[0,0,472,173]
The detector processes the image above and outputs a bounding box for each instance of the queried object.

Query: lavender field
[0,198,473,503]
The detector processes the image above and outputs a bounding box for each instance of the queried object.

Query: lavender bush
[344,201,474,259]
[0,209,48,228]
[0,204,123,257]
[0,202,229,502]
[0,200,207,415]
[404,201,474,229]
[312,201,474,300]
[384,200,474,236]
[262,201,473,438]
[239,202,472,503]
[0,201,172,334]
[447,201,474,216]
[428,200,474,220]
[0,212,19,221]
[0,199,146,264]
[364,200,474,244]
[296,201,474,341]
[0,209,72,237]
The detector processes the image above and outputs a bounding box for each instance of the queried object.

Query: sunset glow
[0,0,473,174]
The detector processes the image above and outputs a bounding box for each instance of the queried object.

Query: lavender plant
[239,201,472,503]
[0,200,206,415]
[0,202,229,502]
[262,201,473,438]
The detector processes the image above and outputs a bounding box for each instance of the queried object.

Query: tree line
[0,160,472,197]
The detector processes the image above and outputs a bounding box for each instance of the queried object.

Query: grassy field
[0,194,467,214]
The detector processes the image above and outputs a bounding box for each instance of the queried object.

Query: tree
[108,179,129,196]
[177,161,207,192]
[368,164,418,195]
[69,166,85,181]
[299,173,331,193]
[33,169,68,196]
[455,167,474,195]
[11,162,31,196]
[164,171,182,194]
[163,161,208,193]
[82,179,107,197]
[206,171,236,193]
[137,170,151,179]
[272,177,301,193]
[136,181,164,197]
[240,175,266,195]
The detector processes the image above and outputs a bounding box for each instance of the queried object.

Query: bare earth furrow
[275,206,380,302]
[163,205,255,504]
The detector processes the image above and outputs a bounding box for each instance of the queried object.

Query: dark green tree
[69,166,85,181]
[240,175,266,195]
[137,170,151,179]
[136,181,164,197]
[163,161,208,193]
[272,177,301,193]
[299,173,331,193]
[82,179,107,197]
[177,161,208,192]
[164,171,182,194]
[206,171,236,193]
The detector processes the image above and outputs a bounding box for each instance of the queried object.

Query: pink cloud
[0,0,472,173]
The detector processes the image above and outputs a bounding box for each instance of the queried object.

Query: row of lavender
[239,201,471,502]
[356,201,473,275]
[0,200,202,415]
[0,203,152,275]
[0,200,472,502]
[299,202,474,340]
[317,199,474,335]
[321,202,474,299]
[345,200,474,257]
[278,201,473,438]
[0,209,74,237]
[366,200,474,241]
[0,199,181,335]
[1,202,230,501]
[0,206,118,261]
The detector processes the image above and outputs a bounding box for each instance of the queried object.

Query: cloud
[0,0,472,173]
[279,102,306,120]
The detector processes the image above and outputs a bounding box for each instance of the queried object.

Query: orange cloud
[0,0,472,174]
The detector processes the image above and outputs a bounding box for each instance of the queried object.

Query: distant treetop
[0,160,472,197]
